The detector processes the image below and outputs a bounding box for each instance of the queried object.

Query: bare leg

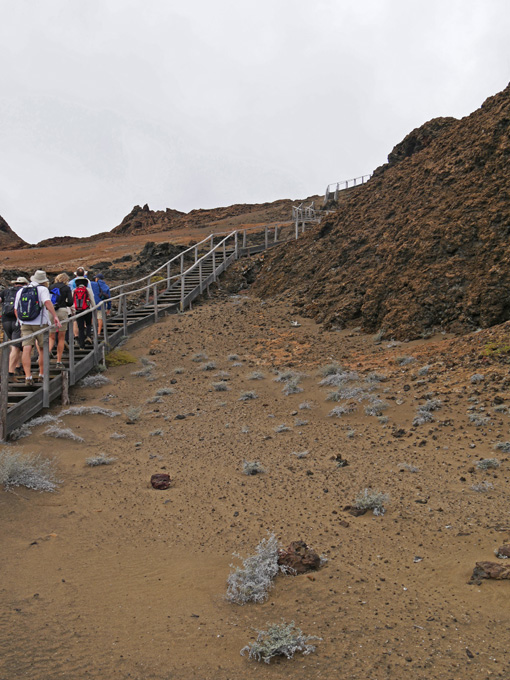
[9,347,21,373]
[49,332,56,353]
[57,331,66,363]
[22,345,33,378]
[36,340,44,377]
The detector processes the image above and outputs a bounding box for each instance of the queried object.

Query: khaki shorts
[21,324,46,348]
[54,307,70,332]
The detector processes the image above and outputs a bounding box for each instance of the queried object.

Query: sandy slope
[1,293,509,679]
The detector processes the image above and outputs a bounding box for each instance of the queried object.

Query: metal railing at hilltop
[324,175,372,204]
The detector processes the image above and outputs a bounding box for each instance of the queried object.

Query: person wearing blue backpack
[90,273,111,336]
[48,272,73,369]
[14,270,62,385]
[0,276,29,378]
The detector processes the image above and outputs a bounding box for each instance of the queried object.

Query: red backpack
[73,286,90,311]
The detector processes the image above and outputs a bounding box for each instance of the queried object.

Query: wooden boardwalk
[0,223,311,441]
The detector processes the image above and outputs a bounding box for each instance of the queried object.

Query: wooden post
[100,344,107,370]
[0,346,9,442]
[145,277,150,304]
[274,225,278,242]
[199,261,203,294]
[92,308,99,361]
[180,273,185,311]
[166,262,171,289]
[118,285,124,314]
[42,330,50,408]
[68,325,75,386]
[295,218,299,239]
[61,369,70,406]
[234,232,238,259]
[242,230,247,248]
[210,234,214,250]
[265,227,268,250]
[122,294,128,335]
[222,239,226,262]
[180,254,184,274]
[194,246,198,262]
[212,249,216,281]
[153,284,158,321]
[101,305,109,350]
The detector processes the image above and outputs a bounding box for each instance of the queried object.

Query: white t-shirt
[14,284,51,325]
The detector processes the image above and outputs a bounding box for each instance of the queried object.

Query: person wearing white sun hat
[14,270,61,385]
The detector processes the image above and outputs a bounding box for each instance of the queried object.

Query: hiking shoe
[25,376,34,386]
[56,362,64,369]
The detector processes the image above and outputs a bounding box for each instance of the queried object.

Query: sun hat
[75,277,88,286]
[95,273,104,280]
[10,276,30,285]
[30,270,49,284]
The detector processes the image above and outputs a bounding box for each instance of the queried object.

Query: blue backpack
[17,285,41,321]
[50,285,63,307]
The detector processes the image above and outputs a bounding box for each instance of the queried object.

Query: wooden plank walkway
[0,222,312,441]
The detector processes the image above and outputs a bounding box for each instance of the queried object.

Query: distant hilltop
[0,214,27,250]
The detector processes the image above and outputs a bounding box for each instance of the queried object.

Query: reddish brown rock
[277,540,321,574]
[469,561,510,584]
[496,544,510,558]
[150,473,171,490]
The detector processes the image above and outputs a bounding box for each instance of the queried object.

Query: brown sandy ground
[1,293,510,680]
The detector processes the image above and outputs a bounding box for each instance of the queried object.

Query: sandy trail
[1,293,509,679]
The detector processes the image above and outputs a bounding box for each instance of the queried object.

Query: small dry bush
[213,382,229,391]
[86,454,116,466]
[191,352,208,362]
[248,371,265,380]
[476,458,500,470]
[241,621,320,664]
[80,375,111,388]
[200,361,217,371]
[60,406,120,417]
[243,460,265,475]
[282,378,303,395]
[0,449,61,492]
[125,406,142,423]
[44,426,84,442]
[239,391,258,401]
[318,362,343,377]
[105,350,137,367]
[495,442,510,453]
[226,534,283,604]
[156,387,174,396]
[354,489,389,516]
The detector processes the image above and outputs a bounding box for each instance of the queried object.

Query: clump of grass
[213,381,229,391]
[239,391,258,401]
[274,424,291,433]
[29,414,62,428]
[191,352,208,362]
[417,365,431,376]
[394,355,416,366]
[318,362,343,377]
[398,462,419,473]
[0,449,61,492]
[282,378,303,396]
[291,450,309,459]
[412,411,434,426]
[354,489,389,516]
[60,406,120,417]
[294,418,308,426]
[240,621,320,664]
[243,460,265,475]
[226,534,283,604]
[232,361,243,367]
[364,399,389,416]
[86,454,116,466]
[105,350,137,367]
[366,372,387,383]
[227,354,239,361]
[299,401,312,410]
[125,406,142,423]
[8,424,33,441]
[248,371,265,380]
[174,367,185,374]
[495,442,510,453]
[110,432,126,439]
[274,370,301,383]
[150,429,163,436]
[146,396,163,404]
[471,481,494,492]
[470,373,485,384]
[421,398,442,412]
[328,405,355,418]
[469,414,490,427]
[412,398,442,426]
[140,357,156,368]
[80,374,111,388]
[378,415,389,424]
[44,426,84,442]
[476,458,500,470]
[156,387,174,396]
[131,367,154,378]
[200,361,217,371]
[214,370,230,379]
[319,371,358,387]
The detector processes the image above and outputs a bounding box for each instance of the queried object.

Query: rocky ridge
[254,82,510,340]
[0,214,27,250]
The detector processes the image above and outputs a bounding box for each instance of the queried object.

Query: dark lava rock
[277,540,321,574]
[469,561,510,584]
[150,473,171,490]
[496,544,510,558]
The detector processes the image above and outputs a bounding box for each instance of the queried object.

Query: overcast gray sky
[1,0,509,243]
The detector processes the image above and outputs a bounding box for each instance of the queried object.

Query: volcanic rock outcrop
[0,214,27,250]
[254,83,510,339]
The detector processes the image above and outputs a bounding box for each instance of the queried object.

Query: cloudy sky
[1,0,509,243]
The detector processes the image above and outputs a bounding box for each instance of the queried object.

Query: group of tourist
[0,267,111,385]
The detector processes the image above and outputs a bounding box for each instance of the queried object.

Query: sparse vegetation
[125,406,142,423]
[44,426,84,442]
[86,454,116,466]
[394,355,416,366]
[174,367,185,374]
[398,462,419,473]
[299,401,312,410]
[328,405,355,418]
[60,406,120,417]
[212,381,229,391]
[105,349,137,367]
[319,371,358,387]
[243,460,265,475]
[191,352,208,362]
[476,458,500,470]
[494,442,510,453]
[247,371,265,380]
[364,399,389,416]
[294,418,308,426]
[227,354,239,361]
[240,621,320,664]
[470,373,485,384]
[291,450,309,459]
[274,424,291,433]
[417,365,431,376]
[469,414,490,427]
[150,429,164,436]
[282,378,303,395]
[200,361,217,371]
[214,370,230,379]
[274,370,302,383]
[110,432,126,439]
[366,372,387,383]
[354,489,389,516]
[471,481,494,492]
[156,387,174,396]
[80,374,111,388]
[226,534,283,604]
[0,449,61,492]
[318,362,343,377]
[239,391,258,401]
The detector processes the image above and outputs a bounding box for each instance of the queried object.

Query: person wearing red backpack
[73,277,93,349]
